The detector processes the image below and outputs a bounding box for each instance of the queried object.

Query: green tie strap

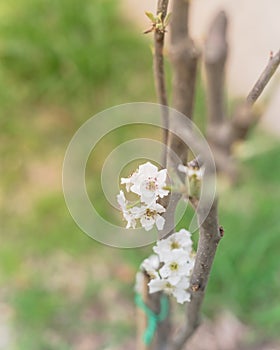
[135,292,169,345]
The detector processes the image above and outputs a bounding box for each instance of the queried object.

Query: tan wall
[121,0,280,134]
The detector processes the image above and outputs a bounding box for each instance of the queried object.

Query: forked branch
[247,49,280,105]
[205,12,280,179]
[230,49,280,143]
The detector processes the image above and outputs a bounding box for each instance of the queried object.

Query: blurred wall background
[122,0,280,134]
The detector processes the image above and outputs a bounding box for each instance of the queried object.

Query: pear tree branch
[161,0,200,242]
[140,3,172,350]
[247,49,280,105]
[230,49,280,143]
[154,4,169,166]
[145,0,170,167]
[168,0,199,167]
[170,200,222,350]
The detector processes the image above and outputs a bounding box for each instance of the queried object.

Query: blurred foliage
[0,0,280,349]
[0,0,153,108]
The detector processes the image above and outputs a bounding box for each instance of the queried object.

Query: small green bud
[187,173,201,199]
[164,13,172,26]
[145,11,156,23]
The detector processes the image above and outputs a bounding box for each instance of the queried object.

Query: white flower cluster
[178,163,204,199]
[117,162,169,231]
[136,229,195,304]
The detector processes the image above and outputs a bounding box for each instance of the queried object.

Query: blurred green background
[0,0,280,349]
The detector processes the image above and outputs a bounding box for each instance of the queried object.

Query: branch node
[191,283,201,292]
[219,225,225,237]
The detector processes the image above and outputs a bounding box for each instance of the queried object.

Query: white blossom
[135,230,195,304]
[118,162,169,231]
[120,170,139,192]
[153,229,193,261]
[132,202,166,231]
[159,249,194,284]
[172,277,191,303]
[141,254,160,279]
[117,191,166,231]
[121,162,169,205]
[118,164,197,304]
[148,277,191,304]
[116,190,137,229]
[148,278,171,294]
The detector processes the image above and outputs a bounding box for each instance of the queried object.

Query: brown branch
[229,49,280,145]
[168,0,199,166]
[147,2,200,348]
[204,11,233,178]
[153,0,169,167]
[169,12,279,350]
[168,47,280,349]
[159,4,201,345]
[140,3,172,350]
[205,11,228,126]
[167,11,225,349]
[169,48,280,350]
[171,200,222,350]
[137,1,280,348]
[150,293,172,350]
[161,0,199,242]
[247,49,280,105]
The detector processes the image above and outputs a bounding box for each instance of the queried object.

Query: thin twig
[247,49,280,105]
[154,0,169,167]
[228,49,280,147]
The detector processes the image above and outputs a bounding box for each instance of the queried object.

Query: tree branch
[140,2,173,350]
[161,0,199,243]
[170,193,222,349]
[169,12,279,350]
[154,0,170,167]
[167,11,226,349]
[247,49,280,105]
[203,11,236,180]
[136,2,280,348]
[160,4,201,345]
[205,11,228,126]
[229,49,280,145]
[149,2,200,349]
[168,0,199,166]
